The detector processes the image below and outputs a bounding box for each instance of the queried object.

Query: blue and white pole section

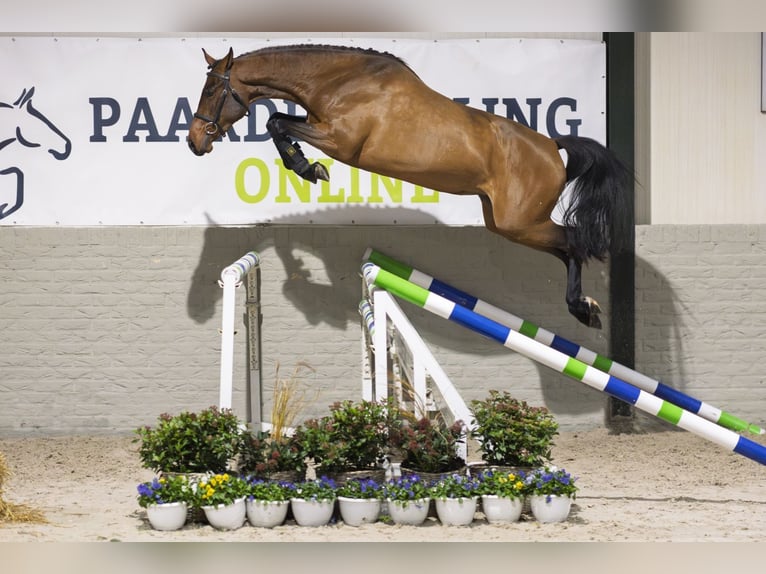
[358,299,376,340]
[362,262,766,466]
[363,247,764,436]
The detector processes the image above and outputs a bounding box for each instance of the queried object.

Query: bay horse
[187,44,631,328]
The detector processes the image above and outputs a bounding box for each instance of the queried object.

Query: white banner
[0,37,605,226]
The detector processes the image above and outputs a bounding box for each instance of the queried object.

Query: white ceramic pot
[529,494,573,523]
[201,497,247,530]
[290,498,335,527]
[145,501,188,531]
[386,498,431,526]
[481,495,523,524]
[246,498,290,528]
[434,497,478,526]
[337,497,381,526]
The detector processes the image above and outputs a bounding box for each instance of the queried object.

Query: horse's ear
[224,47,234,71]
[202,48,216,67]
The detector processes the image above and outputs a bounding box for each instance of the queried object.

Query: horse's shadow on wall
[187,218,687,423]
[186,207,440,329]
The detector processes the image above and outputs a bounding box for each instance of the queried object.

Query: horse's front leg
[565,255,602,329]
[266,113,330,183]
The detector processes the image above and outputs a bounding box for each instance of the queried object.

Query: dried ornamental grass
[0,450,47,523]
[270,361,317,441]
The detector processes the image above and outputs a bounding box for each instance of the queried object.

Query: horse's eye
[205,88,216,98]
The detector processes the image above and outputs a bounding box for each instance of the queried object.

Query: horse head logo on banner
[1,87,72,220]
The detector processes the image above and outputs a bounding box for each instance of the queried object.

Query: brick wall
[1,224,763,436]
[635,225,766,431]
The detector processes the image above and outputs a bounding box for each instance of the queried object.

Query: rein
[193,66,250,136]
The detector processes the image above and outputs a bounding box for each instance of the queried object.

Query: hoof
[313,162,330,182]
[299,162,330,183]
[583,296,601,315]
[569,296,602,329]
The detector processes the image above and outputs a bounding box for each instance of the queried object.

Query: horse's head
[3,87,72,160]
[188,47,250,156]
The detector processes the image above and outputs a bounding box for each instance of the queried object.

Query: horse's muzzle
[187,138,206,156]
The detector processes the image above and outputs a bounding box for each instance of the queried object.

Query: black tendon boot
[274,139,330,183]
[274,138,316,181]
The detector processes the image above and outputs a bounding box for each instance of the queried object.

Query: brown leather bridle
[193,59,250,137]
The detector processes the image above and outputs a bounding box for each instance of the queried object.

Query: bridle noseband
[194,63,250,137]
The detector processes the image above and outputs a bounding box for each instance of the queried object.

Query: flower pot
[145,501,188,531]
[529,494,573,523]
[386,498,431,526]
[246,499,290,528]
[434,497,477,526]
[481,495,523,524]
[159,471,210,522]
[201,497,246,530]
[337,497,381,526]
[290,498,335,527]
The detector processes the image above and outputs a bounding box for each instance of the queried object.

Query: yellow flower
[515,481,524,490]
[507,474,516,481]
[159,478,166,485]
[222,474,230,482]
[498,476,507,484]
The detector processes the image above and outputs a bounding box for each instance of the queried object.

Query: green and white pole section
[363,248,763,436]
[362,261,766,466]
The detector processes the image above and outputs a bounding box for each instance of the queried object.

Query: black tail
[554,135,632,262]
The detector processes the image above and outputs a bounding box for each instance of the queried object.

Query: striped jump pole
[362,261,766,466]
[363,247,764,436]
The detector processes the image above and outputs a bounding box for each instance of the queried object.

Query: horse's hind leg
[481,195,601,327]
[565,254,602,329]
[266,113,330,183]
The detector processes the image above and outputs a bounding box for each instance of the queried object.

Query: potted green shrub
[469,390,559,469]
[238,429,307,482]
[293,399,396,481]
[389,416,466,479]
[134,406,243,474]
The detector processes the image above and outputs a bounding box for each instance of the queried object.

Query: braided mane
[240,43,412,70]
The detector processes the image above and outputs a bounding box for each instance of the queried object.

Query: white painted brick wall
[635,225,766,431]
[2,224,763,437]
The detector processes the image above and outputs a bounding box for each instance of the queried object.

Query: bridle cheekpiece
[194,59,250,137]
